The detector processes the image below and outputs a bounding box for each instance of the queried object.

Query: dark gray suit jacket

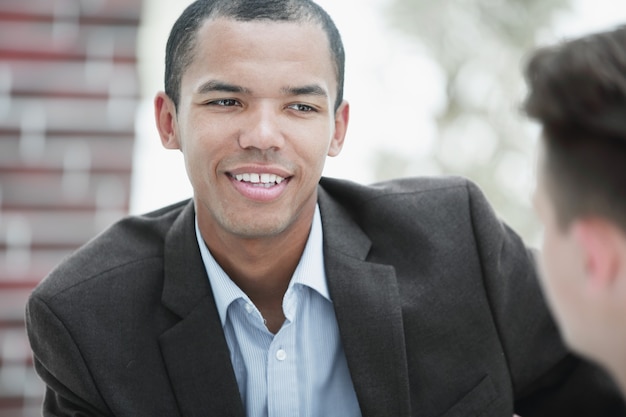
[26,176,625,416]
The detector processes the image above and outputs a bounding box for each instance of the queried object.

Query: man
[26,1,625,416]
[525,26,626,398]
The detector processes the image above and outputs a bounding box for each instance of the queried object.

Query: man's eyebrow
[195,81,328,98]
[282,84,328,98]
[196,80,250,95]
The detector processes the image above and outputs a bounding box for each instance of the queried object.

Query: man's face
[533,158,592,354]
[160,18,348,241]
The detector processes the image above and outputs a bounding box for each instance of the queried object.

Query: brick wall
[0,0,142,415]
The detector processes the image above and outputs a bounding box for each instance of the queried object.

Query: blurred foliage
[381,0,573,245]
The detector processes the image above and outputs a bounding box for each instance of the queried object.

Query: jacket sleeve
[465,179,626,416]
[26,294,112,416]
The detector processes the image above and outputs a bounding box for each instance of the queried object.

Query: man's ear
[572,218,620,290]
[328,100,349,157]
[154,92,181,150]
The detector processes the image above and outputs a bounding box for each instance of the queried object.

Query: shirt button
[276,349,287,361]
[244,303,254,314]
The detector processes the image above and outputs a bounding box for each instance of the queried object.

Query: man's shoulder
[319,175,476,208]
[31,199,192,301]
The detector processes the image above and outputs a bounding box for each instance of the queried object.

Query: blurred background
[0,0,624,415]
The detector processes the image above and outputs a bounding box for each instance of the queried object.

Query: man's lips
[227,171,291,201]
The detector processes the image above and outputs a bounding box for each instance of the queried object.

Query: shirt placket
[267,286,300,417]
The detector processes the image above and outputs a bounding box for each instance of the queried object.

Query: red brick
[0,135,135,173]
[0,0,141,21]
[0,21,138,62]
[6,60,139,99]
[3,97,138,134]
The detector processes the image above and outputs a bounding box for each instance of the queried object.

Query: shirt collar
[194,204,329,327]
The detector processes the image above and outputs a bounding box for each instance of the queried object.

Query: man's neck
[218,236,309,333]
[593,309,626,401]
[198,211,314,332]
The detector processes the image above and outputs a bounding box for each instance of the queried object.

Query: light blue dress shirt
[195,206,361,417]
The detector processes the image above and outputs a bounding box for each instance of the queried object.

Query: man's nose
[237,104,285,151]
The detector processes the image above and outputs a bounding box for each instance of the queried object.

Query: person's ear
[154,92,181,150]
[328,100,350,157]
[572,218,620,290]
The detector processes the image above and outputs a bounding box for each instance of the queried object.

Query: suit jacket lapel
[319,186,411,417]
[158,201,245,417]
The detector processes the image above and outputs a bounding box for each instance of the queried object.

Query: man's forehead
[185,18,337,85]
[190,17,331,62]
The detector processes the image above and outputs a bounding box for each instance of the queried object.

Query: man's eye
[288,103,316,112]
[210,99,239,106]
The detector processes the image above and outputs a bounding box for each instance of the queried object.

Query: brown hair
[524,26,626,231]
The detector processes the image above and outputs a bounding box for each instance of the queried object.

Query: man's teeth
[234,173,285,186]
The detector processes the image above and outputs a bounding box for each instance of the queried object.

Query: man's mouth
[231,173,287,188]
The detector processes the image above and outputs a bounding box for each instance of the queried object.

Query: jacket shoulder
[319,175,479,210]
[31,199,191,300]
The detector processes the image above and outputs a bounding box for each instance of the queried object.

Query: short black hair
[164,0,345,111]
[524,26,626,231]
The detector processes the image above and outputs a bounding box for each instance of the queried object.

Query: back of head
[164,0,345,111]
[524,26,626,232]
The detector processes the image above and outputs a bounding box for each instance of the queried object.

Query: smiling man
[25,1,626,416]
